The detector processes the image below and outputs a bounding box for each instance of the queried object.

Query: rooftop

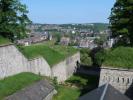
[79,83,130,100]
[6,80,55,100]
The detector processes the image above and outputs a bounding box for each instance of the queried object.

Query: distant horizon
[22,0,115,24]
[31,22,109,25]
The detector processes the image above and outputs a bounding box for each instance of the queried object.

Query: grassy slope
[0,72,42,100]
[19,44,78,66]
[0,36,10,45]
[53,74,98,100]
[53,86,80,100]
[103,47,133,69]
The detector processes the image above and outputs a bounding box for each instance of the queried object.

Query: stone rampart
[99,67,133,93]
[0,44,80,82]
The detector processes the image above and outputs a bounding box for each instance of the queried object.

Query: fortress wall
[65,52,80,78]
[0,44,29,78]
[51,61,67,82]
[29,57,51,77]
[0,44,80,82]
[52,52,80,82]
[99,67,133,93]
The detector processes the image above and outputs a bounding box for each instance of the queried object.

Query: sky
[22,0,115,24]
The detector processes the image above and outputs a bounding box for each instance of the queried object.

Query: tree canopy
[0,0,31,40]
[109,0,133,46]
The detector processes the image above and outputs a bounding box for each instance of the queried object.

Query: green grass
[53,74,98,100]
[103,47,133,69]
[19,44,78,66]
[53,85,80,100]
[51,45,78,57]
[0,36,11,45]
[0,72,42,100]
[66,74,98,88]
[66,75,88,87]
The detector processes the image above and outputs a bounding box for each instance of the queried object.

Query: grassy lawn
[53,86,80,100]
[0,72,42,100]
[103,47,133,69]
[51,45,78,57]
[0,36,11,45]
[19,44,78,66]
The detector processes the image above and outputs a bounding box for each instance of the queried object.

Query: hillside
[103,47,133,69]
[19,44,78,66]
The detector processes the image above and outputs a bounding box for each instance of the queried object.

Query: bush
[80,48,92,66]
[95,48,107,66]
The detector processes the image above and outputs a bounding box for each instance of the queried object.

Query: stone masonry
[99,67,133,93]
[0,44,80,82]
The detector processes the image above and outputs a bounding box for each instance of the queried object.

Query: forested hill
[28,23,109,33]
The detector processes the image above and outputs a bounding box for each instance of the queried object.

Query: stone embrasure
[99,66,133,94]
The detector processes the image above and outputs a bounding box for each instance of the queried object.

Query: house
[79,39,97,49]
[16,38,32,46]
[60,37,70,45]
[5,80,56,100]
[16,32,52,46]
[79,83,130,100]
[79,39,89,48]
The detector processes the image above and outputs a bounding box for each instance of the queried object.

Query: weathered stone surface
[29,57,51,77]
[0,44,80,82]
[0,45,29,78]
[99,67,133,93]
[52,52,80,82]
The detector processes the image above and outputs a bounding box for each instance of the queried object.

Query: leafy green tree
[94,34,107,46]
[109,0,133,45]
[80,48,92,66]
[0,0,31,40]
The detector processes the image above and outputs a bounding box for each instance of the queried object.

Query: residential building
[60,37,70,46]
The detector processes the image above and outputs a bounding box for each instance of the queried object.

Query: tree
[109,0,133,45]
[94,34,107,47]
[0,0,31,40]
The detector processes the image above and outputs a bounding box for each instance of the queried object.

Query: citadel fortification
[99,67,133,93]
[0,44,80,82]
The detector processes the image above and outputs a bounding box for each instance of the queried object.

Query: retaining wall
[99,67,133,93]
[52,52,80,82]
[0,44,80,82]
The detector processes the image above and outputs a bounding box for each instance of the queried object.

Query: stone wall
[52,52,80,82]
[0,44,80,82]
[0,44,29,78]
[99,67,133,93]
[29,57,51,77]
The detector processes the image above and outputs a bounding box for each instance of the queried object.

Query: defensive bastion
[0,44,80,82]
